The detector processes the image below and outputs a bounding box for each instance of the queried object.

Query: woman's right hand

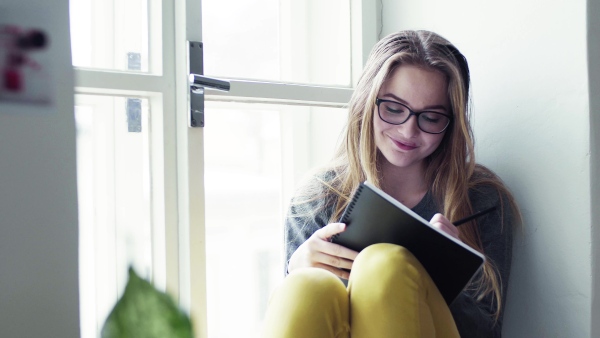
[288,222,359,280]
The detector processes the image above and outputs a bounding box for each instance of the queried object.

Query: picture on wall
[0,24,52,105]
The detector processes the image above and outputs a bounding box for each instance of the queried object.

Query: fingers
[314,222,347,241]
[329,242,359,262]
[288,223,359,278]
[314,263,351,280]
[312,224,359,261]
[310,251,354,270]
[430,213,460,240]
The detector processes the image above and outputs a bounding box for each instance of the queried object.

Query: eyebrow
[381,93,448,112]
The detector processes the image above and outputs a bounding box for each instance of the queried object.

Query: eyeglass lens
[378,100,450,134]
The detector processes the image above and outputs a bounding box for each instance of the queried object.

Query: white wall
[0,0,79,337]
[381,0,592,336]
[589,0,600,336]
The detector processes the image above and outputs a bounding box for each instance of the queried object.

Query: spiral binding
[331,184,365,243]
[340,183,364,223]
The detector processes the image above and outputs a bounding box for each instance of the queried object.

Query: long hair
[294,30,520,321]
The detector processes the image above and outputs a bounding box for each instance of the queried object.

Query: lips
[391,138,418,151]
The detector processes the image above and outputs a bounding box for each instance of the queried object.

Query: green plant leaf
[101,267,193,338]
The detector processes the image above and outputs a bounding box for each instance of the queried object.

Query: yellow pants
[262,243,460,338]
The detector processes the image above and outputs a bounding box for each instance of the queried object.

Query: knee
[276,268,347,303]
[264,269,350,337]
[356,243,418,271]
[352,244,423,286]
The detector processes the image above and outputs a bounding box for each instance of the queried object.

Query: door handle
[188,41,230,128]
[189,74,230,93]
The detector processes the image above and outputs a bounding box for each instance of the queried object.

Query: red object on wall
[3,68,22,91]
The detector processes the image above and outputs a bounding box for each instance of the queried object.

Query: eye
[420,112,445,124]
[383,102,407,115]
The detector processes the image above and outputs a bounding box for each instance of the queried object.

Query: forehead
[378,64,449,111]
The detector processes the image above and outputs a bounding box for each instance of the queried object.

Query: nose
[399,114,420,137]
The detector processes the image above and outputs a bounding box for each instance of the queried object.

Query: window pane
[69,0,152,73]
[76,95,153,338]
[204,101,346,338]
[202,0,351,87]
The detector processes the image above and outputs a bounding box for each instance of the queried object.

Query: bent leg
[262,268,350,338]
[348,244,459,338]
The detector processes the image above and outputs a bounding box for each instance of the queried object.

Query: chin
[382,152,423,169]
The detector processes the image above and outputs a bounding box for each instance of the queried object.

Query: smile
[391,138,418,151]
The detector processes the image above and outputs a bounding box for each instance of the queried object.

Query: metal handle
[188,41,231,127]
[189,74,230,93]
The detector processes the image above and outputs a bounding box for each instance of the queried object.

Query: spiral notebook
[331,181,485,305]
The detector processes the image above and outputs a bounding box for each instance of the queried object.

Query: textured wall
[380,0,592,336]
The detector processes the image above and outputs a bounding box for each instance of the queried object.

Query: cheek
[424,134,446,153]
[372,114,385,138]
[373,117,392,149]
[373,118,383,135]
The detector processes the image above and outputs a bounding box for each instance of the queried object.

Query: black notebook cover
[332,181,485,305]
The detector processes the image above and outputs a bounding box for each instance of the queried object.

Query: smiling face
[374,64,450,174]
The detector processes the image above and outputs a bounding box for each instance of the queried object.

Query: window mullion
[351,0,380,86]
[74,69,168,95]
[205,80,353,107]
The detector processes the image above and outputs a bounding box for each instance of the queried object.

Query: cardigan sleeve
[283,187,335,274]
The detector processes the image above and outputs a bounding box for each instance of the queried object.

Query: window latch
[188,41,230,128]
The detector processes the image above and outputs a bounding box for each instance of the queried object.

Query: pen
[453,205,497,226]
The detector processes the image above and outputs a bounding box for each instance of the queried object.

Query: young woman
[262,30,520,338]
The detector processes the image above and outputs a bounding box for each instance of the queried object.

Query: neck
[379,159,428,208]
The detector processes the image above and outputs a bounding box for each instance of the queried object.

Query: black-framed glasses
[375,98,453,134]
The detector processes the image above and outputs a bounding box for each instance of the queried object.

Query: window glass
[70,0,151,72]
[76,95,153,338]
[204,101,347,337]
[202,0,351,86]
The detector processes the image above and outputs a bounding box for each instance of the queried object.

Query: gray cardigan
[285,183,514,338]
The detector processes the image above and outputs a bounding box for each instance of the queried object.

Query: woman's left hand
[430,213,460,241]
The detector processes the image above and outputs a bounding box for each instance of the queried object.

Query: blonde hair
[295,30,520,321]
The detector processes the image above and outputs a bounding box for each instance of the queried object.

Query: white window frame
[73,1,379,337]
